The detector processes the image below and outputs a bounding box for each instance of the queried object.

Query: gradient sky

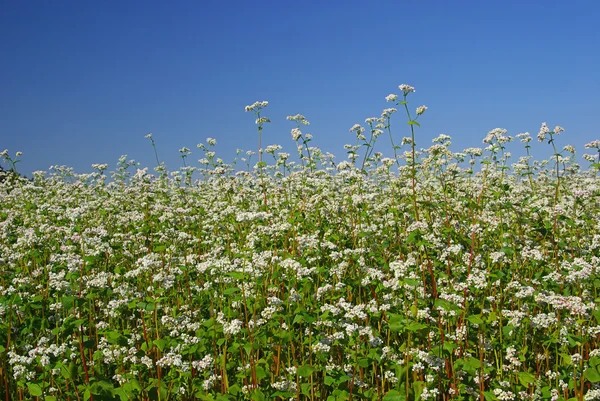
[1,0,599,176]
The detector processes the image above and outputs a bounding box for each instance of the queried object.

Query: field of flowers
[1,85,600,401]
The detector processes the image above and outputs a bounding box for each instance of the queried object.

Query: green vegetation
[1,85,600,401]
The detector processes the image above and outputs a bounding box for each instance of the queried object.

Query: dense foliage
[1,86,600,401]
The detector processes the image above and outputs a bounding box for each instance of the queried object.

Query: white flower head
[245,101,269,112]
[381,108,397,118]
[349,124,365,134]
[398,84,415,95]
[286,114,310,125]
[483,128,508,144]
[537,122,550,142]
[584,140,600,149]
[416,105,427,115]
[91,163,108,171]
[145,133,153,139]
[385,94,398,102]
[516,132,531,143]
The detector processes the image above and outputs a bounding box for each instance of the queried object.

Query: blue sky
[1,0,599,176]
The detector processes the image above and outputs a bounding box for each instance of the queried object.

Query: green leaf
[443,342,458,354]
[413,381,425,400]
[90,380,114,396]
[61,364,73,380]
[227,271,249,280]
[403,278,419,287]
[466,356,481,369]
[483,391,498,401]
[584,368,600,383]
[467,315,484,325]
[301,383,311,397]
[333,389,350,401]
[517,371,536,387]
[254,366,267,381]
[387,313,404,332]
[382,389,406,401]
[561,353,572,366]
[250,389,265,401]
[153,245,166,252]
[502,324,514,338]
[227,385,241,396]
[407,322,428,331]
[297,364,315,377]
[28,383,43,397]
[407,120,421,127]
[153,338,167,352]
[223,287,239,295]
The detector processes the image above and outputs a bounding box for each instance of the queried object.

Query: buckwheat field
[2,85,600,401]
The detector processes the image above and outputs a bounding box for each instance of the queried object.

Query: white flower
[145,133,153,139]
[286,114,310,125]
[381,108,397,118]
[537,122,550,142]
[349,124,365,133]
[516,132,531,143]
[416,105,427,115]
[398,84,415,95]
[483,128,508,144]
[245,101,268,112]
[584,140,600,149]
[91,163,108,171]
[291,128,302,141]
[385,94,398,102]
[464,147,483,156]
[432,134,451,143]
[265,144,282,154]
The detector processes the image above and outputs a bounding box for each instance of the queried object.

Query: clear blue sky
[2,0,599,176]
